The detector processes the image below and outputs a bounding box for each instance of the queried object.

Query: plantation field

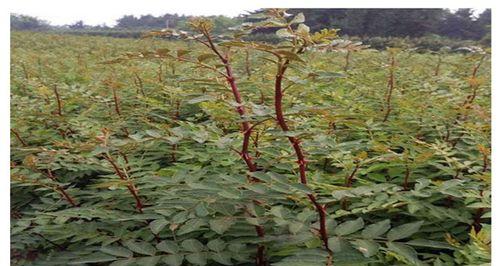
[10,15,490,266]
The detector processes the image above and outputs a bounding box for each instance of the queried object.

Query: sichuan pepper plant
[11,10,491,266]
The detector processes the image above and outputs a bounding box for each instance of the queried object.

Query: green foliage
[11,10,490,266]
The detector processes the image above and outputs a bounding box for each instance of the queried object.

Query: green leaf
[289,221,305,234]
[210,251,233,265]
[207,239,226,252]
[186,252,208,265]
[135,256,162,266]
[351,239,380,257]
[157,240,180,254]
[406,239,455,250]
[386,242,423,265]
[109,259,136,266]
[197,53,218,62]
[124,240,156,256]
[100,245,133,258]
[290,13,305,24]
[334,218,364,236]
[68,252,117,264]
[210,218,234,234]
[276,28,293,38]
[145,130,162,138]
[296,24,310,34]
[177,218,206,235]
[275,50,305,63]
[181,239,204,252]
[162,254,184,266]
[250,171,272,183]
[187,95,214,104]
[150,218,169,234]
[362,219,391,238]
[177,49,190,57]
[387,221,424,241]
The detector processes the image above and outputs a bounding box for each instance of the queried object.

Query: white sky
[8,0,489,26]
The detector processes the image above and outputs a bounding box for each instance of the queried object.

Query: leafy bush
[11,10,490,266]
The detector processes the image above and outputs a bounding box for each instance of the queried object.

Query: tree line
[11,8,490,41]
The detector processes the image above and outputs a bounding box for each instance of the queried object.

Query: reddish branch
[274,59,332,254]
[403,165,411,191]
[449,55,487,148]
[111,87,121,116]
[46,169,77,207]
[202,30,259,175]
[382,54,396,122]
[199,29,266,265]
[345,162,360,187]
[53,85,63,116]
[133,73,145,96]
[245,49,252,79]
[158,63,164,83]
[11,129,28,146]
[341,162,360,210]
[104,153,143,213]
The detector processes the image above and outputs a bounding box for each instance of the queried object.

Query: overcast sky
[10,0,254,26]
[9,0,488,26]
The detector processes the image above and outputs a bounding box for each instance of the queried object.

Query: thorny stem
[34,233,65,251]
[158,62,164,83]
[482,152,488,173]
[133,72,145,96]
[403,165,411,191]
[104,153,143,213]
[12,165,77,207]
[245,49,252,78]
[111,86,121,116]
[341,162,360,210]
[11,128,28,146]
[345,162,360,187]
[53,85,63,116]
[200,28,266,265]
[449,54,487,148]
[274,59,332,257]
[202,29,259,175]
[46,169,78,207]
[472,190,485,233]
[382,53,396,122]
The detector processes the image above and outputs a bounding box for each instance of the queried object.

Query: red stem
[403,165,411,191]
[274,60,331,254]
[382,54,395,122]
[202,30,266,265]
[345,163,360,187]
[53,85,63,116]
[112,87,121,116]
[45,169,77,207]
[11,129,28,146]
[104,154,143,213]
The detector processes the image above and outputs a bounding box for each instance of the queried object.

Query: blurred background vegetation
[10,8,491,50]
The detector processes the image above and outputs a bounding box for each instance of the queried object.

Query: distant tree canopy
[283,9,490,40]
[10,8,491,40]
[10,14,50,30]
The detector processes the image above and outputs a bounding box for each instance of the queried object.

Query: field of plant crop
[11,11,491,266]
